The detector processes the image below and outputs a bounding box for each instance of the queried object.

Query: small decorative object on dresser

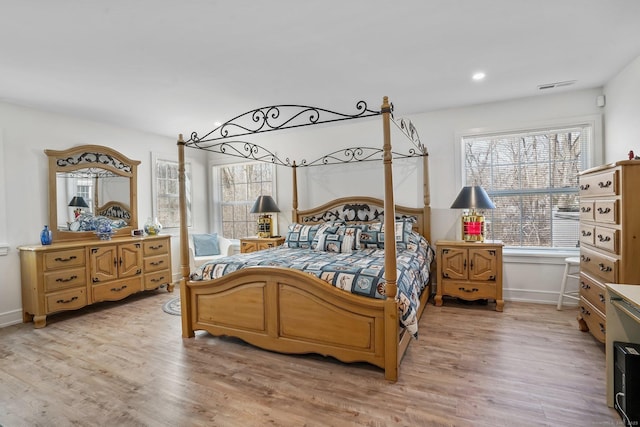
[40,225,52,245]
[240,236,285,253]
[577,160,640,343]
[435,239,504,311]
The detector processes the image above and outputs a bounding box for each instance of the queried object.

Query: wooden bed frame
[176,97,431,381]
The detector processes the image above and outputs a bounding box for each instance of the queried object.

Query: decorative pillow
[365,219,415,250]
[336,224,368,250]
[315,233,353,253]
[284,223,320,249]
[311,224,341,250]
[193,233,220,256]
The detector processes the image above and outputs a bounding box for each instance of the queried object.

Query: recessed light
[472,72,486,81]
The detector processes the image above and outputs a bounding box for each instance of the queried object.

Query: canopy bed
[177,97,432,381]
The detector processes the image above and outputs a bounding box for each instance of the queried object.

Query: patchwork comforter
[190,238,434,337]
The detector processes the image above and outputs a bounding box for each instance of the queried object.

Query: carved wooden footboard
[181,266,409,380]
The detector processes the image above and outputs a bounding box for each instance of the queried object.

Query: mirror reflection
[55,171,131,231]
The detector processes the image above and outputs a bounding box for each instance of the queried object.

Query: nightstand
[435,240,504,311]
[240,236,285,253]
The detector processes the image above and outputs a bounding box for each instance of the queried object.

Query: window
[153,155,192,229]
[213,162,275,239]
[461,123,592,249]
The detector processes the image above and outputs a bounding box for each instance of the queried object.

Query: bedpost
[178,134,194,338]
[423,152,431,243]
[292,161,298,222]
[381,96,399,382]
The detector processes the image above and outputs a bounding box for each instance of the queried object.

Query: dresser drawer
[441,281,497,300]
[579,169,618,197]
[45,287,87,314]
[578,296,606,343]
[44,267,86,292]
[144,270,171,290]
[579,272,606,314]
[92,277,142,303]
[579,201,594,221]
[594,200,618,224]
[594,226,619,254]
[143,239,169,256]
[43,248,86,271]
[144,254,170,272]
[579,225,595,247]
[580,247,618,283]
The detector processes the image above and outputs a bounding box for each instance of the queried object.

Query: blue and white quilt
[190,232,434,337]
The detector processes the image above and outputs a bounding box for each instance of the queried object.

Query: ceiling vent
[538,80,577,90]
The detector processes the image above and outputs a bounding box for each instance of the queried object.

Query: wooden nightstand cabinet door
[468,248,498,282]
[241,240,259,254]
[440,247,468,280]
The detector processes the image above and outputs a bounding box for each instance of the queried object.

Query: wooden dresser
[577,161,640,343]
[435,240,504,311]
[19,235,173,328]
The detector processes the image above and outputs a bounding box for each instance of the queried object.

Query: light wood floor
[0,290,620,427]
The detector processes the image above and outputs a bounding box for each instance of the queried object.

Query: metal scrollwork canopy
[183,99,428,167]
[186,100,381,144]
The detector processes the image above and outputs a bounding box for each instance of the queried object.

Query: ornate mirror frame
[45,144,140,242]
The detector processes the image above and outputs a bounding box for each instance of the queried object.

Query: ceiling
[2,1,640,139]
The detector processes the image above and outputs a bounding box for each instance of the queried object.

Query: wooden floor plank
[0,291,620,426]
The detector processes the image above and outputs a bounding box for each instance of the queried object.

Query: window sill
[503,247,579,265]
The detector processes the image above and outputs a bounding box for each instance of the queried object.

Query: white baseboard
[0,308,23,328]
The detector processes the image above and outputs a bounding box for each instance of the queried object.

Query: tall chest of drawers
[577,161,640,343]
[19,235,173,328]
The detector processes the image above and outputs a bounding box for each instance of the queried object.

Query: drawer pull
[598,263,612,272]
[110,285,128,292]
[54,255,77,262]
[150,276,165,283]
[149,244,164,250]
[56,275,78,283]
[580,255,591,262]
[458,287,479,293]
[56,296,78,304]
[580,306,590,316]
[598,180,612,188]
[580,281,590,290]
[151,260,164,266]
[597,207,611,214]
[597,234,611,242]
[580,206,592,213]
[599,293,605,303]
[581,230,592,237]
[580,184,590,190]
[599,323,606,334]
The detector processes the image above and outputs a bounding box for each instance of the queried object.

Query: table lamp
[450,185,495,242]
[68,196,89,218]
[250,195,280,238]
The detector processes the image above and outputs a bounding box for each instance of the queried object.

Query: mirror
[45,145,140,242]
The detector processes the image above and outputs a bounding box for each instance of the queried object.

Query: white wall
[603,55,640,163]
[0,101,210,327]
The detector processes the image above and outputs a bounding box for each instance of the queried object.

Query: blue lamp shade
[450,186,495,242]
[68,196,89,208]
[450,186,495,210]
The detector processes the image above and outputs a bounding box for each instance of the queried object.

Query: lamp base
[257,215,272,238]
[461,213,486,242]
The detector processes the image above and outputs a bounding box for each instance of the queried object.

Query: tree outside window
[215,162,274,239]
